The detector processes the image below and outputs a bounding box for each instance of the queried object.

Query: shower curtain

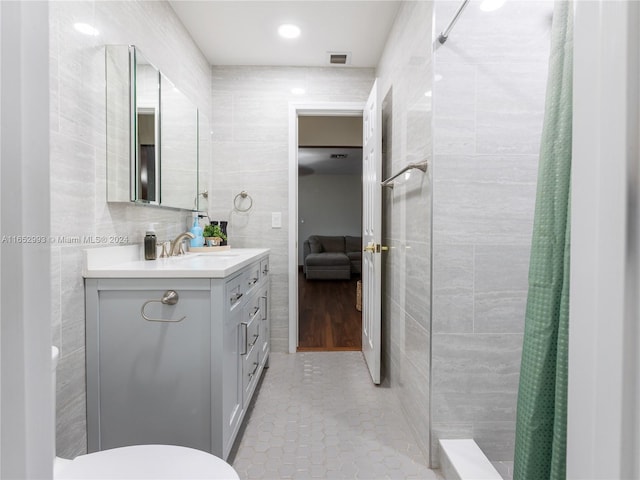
[514,2,572,480]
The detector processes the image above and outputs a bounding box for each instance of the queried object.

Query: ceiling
[298,147,362,175]
[168,1,401,68]
[169,2,382,175]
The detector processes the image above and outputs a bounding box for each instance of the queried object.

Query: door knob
[364,244,389,253]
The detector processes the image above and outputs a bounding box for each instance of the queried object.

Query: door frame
[287,102,365,353]
[568,1,640,477]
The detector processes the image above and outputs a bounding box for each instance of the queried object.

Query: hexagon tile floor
[229,351,443,480]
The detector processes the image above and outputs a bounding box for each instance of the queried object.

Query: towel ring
[141,290,186,323]
[233,191,253,212]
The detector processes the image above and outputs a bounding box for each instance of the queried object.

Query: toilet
[51,347,239,480]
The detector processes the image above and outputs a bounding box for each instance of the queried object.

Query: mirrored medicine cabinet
[105,45,205,211]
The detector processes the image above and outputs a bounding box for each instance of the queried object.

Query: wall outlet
[272,212,282,228]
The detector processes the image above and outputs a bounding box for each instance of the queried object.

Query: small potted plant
[203,224,227,246]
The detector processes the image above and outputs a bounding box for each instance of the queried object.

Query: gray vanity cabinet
[86,278,212,452]
[84,255,269,461]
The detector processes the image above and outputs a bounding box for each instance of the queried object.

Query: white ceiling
[298,147,362,175]
[168,1,401,68]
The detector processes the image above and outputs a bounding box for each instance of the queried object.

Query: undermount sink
[167,251,237,260]
[169,253,239,264]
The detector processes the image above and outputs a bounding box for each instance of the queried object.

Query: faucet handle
[178,242,186,256]
[159,241,169,258]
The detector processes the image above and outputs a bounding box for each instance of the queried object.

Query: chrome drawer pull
[230,292,243,304]
[241,322,248,355]
[248,277,258,286]
[248,333,259,348]
[250,306,259,318]
[261,296,268,321]
[141,290,186,323]
[248,362,259,379]
[262,265,269,275]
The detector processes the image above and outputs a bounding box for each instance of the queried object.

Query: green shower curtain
[514,2,573,479]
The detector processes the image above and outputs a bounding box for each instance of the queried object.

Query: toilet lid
[55,445,240,480]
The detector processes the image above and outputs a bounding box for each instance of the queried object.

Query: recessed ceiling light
[479,0,506,12]
[434,74,443,82]
[73,22,99,36]
[278,24,301,39]
[291,87,306,95]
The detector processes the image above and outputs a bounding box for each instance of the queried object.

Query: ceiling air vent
[327,52,351,66]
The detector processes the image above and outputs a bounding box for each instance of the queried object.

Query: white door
[362,80,382,384]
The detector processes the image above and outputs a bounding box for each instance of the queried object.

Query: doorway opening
[297,116,363,351]
[287,102,366,353]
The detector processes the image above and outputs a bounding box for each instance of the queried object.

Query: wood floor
[297,271,362,351]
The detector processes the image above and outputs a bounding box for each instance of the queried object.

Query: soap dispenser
[144,224,157,260]
[189,214,204,248]
[220,221,228,246]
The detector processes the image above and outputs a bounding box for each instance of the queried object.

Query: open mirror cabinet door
[105,45,203,211]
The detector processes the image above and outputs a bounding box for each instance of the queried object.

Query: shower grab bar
[381,161,428,188]
[438,0,471,44]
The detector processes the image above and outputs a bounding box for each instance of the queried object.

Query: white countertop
[83,245,270,279]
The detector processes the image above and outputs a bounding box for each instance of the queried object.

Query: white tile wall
[50,0,211,457]
[376,0,434,463]
[430,0,554,466]
[208,65,375,354]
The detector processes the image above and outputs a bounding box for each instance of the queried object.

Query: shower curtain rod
[438,0,471,44]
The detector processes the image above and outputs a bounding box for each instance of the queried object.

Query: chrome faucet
[169,232,195,256]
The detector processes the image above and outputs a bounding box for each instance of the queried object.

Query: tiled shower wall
[376,0,434,461]
[208,66,374,353]
[430,0,553,465]
[50,1,211,457]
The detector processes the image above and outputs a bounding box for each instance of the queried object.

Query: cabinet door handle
[230,292,243,304]
[240,322,248,355]
[249,333,259,348]
[248,362,259,379]
[262,265,269,275]
[261,296,268,321]
[141,290,186,323]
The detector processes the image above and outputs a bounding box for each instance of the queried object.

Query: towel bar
[381,160,428,188]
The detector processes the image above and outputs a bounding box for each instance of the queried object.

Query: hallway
[297,273,362,351]
[230,352,441,479]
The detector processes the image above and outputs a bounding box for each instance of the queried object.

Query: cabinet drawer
[245,293,261,323]
[225,274,244,312]
[242,343,260,404]
[260,258,270,280]
[244,262,261,296]
[241,314,260,357]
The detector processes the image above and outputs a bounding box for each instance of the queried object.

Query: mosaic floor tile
[231,352,443,480]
